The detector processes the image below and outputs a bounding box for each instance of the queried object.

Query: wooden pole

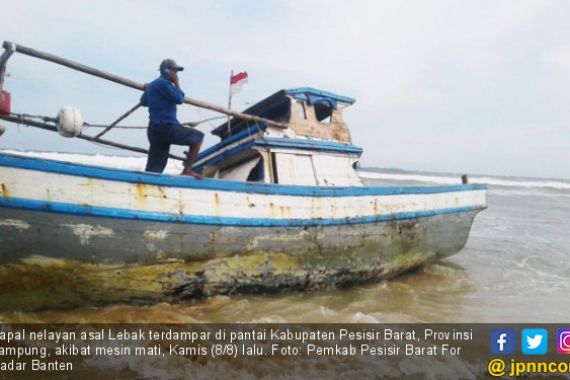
[0,114,185,161]
[2,41,287,129]
[94,103,141,139]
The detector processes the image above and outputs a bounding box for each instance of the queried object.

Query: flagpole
[227,69,233,135]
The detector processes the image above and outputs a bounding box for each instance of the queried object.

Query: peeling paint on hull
[0,219,29,229]
[0,208,480,311]
[61,223,115,245]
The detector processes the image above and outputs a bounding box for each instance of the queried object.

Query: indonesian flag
[230,71,248,95]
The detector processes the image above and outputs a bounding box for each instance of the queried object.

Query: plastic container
[0,91,10,115]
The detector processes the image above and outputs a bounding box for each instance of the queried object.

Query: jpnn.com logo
[491,329,516,355]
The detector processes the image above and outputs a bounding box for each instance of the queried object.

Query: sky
[0,0,569,179]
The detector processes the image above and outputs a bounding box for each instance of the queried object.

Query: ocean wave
[358,170,570,191]
[1,150,182,175]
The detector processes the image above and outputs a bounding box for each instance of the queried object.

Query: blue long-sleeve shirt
[140,76,185,126]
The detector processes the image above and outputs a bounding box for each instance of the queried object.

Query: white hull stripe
[0,166,486,221]
[0,197,482,227]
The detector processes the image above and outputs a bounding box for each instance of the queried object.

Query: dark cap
[159,59,184,72]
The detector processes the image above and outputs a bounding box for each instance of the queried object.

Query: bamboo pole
[2,41,288,129]
[94,103,140,139]
[0,114,185,161]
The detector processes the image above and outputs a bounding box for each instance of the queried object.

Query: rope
[14,112,57,124]
[84,123,147,129]
[7,112,222,132]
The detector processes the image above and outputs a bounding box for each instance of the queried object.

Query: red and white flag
[230,71,248,95]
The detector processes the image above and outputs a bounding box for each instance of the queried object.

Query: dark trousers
[145,124,204,173]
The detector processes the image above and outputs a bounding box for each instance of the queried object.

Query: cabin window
[313,104,333,124]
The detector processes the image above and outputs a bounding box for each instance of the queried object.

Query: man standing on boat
[140,59,204,177]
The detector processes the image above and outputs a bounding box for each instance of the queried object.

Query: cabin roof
[285,87,356,107]
[211,87,356,138]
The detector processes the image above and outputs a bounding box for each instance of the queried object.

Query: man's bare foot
[181,169,204,179]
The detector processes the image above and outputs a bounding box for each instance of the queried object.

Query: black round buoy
[461,174,469,184]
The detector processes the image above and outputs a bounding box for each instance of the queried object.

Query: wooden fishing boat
[0,42,487,310]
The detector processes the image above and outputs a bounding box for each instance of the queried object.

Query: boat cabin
[194,88,363,187]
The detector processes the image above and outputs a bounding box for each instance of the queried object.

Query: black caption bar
[0,324,568,379]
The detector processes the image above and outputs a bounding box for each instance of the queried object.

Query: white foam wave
[1,150,182,175]
[358,170,570,191]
